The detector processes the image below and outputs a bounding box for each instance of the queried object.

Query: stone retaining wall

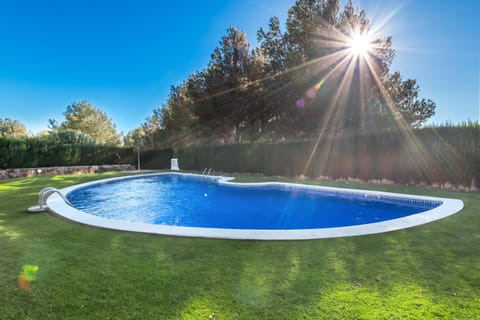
[0,164,135,180]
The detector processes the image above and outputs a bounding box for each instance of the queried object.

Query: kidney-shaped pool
[46,173,464,240]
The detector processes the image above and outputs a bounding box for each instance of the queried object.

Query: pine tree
[57,101,121,145]
[0,118,27,137]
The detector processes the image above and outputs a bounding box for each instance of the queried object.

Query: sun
[348,32,373,58]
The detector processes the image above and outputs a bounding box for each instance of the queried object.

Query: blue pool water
[66,174,441,230]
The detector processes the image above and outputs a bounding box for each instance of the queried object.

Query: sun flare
[348,33,372,57]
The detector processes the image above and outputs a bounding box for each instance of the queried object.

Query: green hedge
[0,137,135,169]
[2,125,477,187]
[177,126,479,187]
[139,148,174,169]
[0,136,175,170]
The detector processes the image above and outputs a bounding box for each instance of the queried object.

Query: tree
[257,0,432,134]
[0,118,27,137]
[130,0,436,144]
[125,108,165,149]
[195,27,254,142]
[285,0,341,63]
[368,72,436,129]
[256,0,349,136]
[124,127,147,148]
[257,17,287,75]
[53,101,122,145]
[159,83,198,147]
[257,17,292,137]
[46,129,96,145]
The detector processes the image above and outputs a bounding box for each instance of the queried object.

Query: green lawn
[0,172,479,319]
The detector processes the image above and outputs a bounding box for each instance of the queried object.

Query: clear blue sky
[0,0,478,134]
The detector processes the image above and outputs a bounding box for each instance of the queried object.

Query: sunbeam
[291,5,437,180]
[361,53,438,182]
[302,55,359,176]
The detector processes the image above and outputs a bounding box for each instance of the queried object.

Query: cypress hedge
[0,137,135,169]
[2,125,477,188]
[176,126,479,188]
[138,148,174,169]
[0,137,175,170]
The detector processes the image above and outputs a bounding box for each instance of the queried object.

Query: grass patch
[0,172,479,319]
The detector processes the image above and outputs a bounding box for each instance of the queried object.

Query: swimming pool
[47,173,464,240]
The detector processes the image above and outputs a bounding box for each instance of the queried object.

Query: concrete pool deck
[46,172,464,240]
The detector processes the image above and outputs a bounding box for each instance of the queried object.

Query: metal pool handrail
[27,187,73,212]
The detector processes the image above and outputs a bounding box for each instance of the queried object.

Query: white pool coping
[46,172,464,240]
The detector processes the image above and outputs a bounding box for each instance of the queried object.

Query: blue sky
[0,0,478,134]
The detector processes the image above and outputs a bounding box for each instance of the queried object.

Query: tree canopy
[46,129,96,145]
[51,101,122,145]
[126,0,436,148]
[0,118,27,137]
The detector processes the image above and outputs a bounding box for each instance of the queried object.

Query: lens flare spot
[296,99,305,108]
[22,265,39,281]
[306,88,317,99]
[18,274,30,291]
[314,79,325,91]
[18,264,39,291]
